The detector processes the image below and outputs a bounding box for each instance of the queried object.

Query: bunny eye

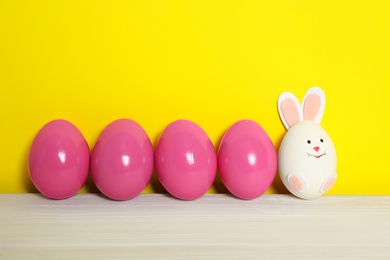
[320,139,324,143]
[307,140,311,144]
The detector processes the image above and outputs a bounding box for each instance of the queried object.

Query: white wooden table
[1,194,389,259]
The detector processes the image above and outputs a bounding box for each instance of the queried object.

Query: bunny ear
[278,92,303,129]
[302,87,326,124]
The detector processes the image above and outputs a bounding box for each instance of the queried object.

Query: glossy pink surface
[91,119,154,200]
[28,120,90,199]
[155,120,217,200]
[217,120,277,200]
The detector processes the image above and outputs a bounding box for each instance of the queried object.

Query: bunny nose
[313,146,320,152]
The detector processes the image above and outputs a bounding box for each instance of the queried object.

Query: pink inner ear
[281,99,301,128]
[303,94,321,121]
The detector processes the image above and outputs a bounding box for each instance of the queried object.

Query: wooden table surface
[1,194,389,259]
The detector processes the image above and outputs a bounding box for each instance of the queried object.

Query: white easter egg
[278,120,337,199]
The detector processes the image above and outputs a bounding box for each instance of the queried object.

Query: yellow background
[1,0,389,194]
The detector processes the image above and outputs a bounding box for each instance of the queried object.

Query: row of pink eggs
[28,118,277,201]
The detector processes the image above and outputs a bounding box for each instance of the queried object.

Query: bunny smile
[307,152,326,159]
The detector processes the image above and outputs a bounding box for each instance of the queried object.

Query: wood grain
[1,194,389,259]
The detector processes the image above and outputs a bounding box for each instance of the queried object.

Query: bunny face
[280,121,336,169]
[277,87,338,199]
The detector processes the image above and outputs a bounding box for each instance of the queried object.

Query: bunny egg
[278,120,337,199]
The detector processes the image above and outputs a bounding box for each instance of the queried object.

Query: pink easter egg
[217,120,277,199]
[91,119,154,200]
[28,119,90,199]
[155,120,217,200]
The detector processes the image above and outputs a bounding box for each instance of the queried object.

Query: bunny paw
[287,174,306,193]
[320,173,338,193]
